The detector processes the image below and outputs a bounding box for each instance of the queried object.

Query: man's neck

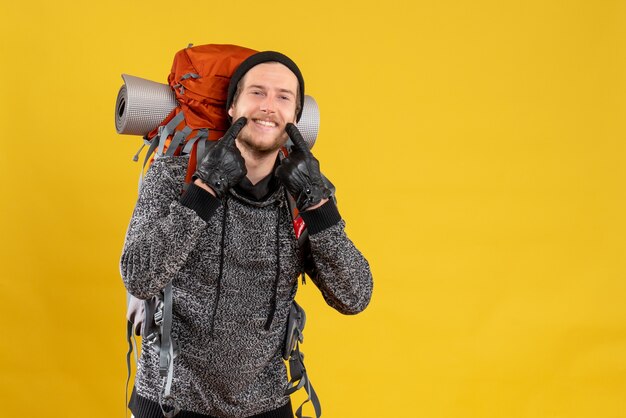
[236,142,280,185]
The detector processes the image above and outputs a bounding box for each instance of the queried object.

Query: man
[120,51,373,418]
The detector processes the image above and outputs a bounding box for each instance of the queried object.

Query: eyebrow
[247,84,296,97]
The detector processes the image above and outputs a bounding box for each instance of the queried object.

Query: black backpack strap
[287,345,322,418]
[284,302,322,418]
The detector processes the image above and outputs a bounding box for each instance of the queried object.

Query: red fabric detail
[293,216,306,239]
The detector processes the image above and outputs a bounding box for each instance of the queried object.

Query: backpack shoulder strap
[158,281,180,417]
[284,301,322,418]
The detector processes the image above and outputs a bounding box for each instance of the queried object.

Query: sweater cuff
[299,199,342,235]
[179,183,221,223]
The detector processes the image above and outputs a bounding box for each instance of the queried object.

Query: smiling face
[228,62,299,156]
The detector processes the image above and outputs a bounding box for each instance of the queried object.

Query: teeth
[254,119,277,127]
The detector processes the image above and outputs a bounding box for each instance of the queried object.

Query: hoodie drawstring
[209,197,283,334]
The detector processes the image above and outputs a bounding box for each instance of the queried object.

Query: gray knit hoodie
[120,155,373,418]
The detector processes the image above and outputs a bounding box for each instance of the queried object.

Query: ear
[228,106,234,118]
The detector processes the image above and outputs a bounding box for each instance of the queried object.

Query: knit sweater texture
[120,155,373,417]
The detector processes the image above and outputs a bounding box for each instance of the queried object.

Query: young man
[120,51,373,418]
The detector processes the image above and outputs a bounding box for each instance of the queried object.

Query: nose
[259,94,277,114]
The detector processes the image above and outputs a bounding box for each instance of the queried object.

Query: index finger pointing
[285,123,309,153]
[221,117,247,145]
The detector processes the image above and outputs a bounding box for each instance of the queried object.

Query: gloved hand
[276,123,331,211]
[194,117,247,198]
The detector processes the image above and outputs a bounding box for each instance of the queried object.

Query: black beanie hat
[226,51,305,122]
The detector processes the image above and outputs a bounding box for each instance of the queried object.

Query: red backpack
[140,43,257,184]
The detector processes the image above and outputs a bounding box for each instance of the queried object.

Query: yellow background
[1,0,625,417]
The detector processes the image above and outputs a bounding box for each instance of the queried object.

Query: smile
[253,119,278,128]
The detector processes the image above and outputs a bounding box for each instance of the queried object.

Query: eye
[279,95,291,101]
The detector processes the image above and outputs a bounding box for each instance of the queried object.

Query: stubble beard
[237,125,289,159]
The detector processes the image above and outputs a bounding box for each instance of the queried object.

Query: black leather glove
[276,123,331,211]
[194,117,247,198]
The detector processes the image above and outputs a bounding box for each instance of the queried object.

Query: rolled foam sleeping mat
[293,95,320,150]
[115,74,320,149]
[115,74,178,136]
